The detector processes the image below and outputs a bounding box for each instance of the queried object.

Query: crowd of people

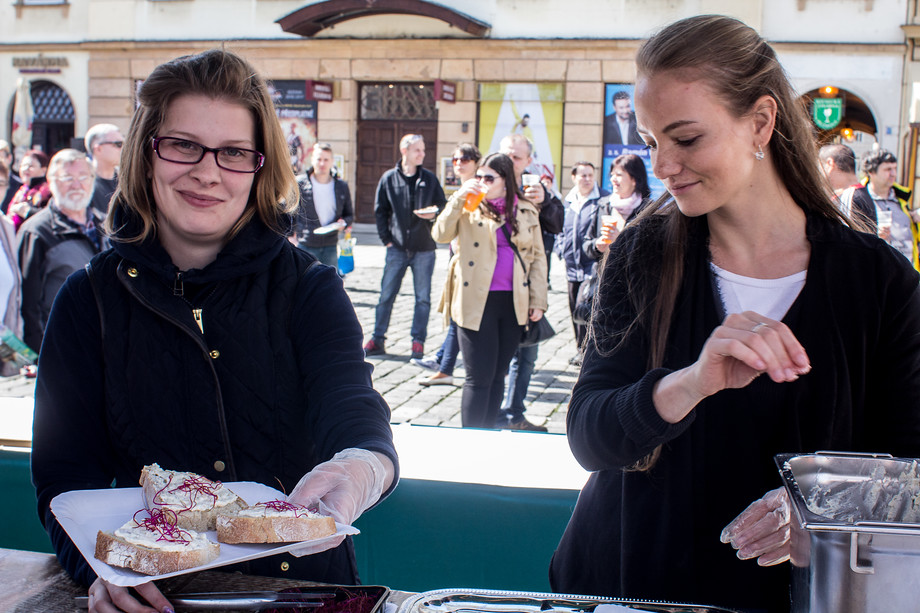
[12,10,920,613]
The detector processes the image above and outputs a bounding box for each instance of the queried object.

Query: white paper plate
[50,481,358,587]
[313,222,345,235]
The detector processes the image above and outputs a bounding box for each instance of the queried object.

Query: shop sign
[813,98,843,130]
[434,79,457,103]
[13,55,68,74]
[306,80,334,102]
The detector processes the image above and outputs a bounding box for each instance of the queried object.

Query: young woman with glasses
[432,152,548,427]
[31,49,397,613]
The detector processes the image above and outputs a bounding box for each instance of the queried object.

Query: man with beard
[17,149,106,352]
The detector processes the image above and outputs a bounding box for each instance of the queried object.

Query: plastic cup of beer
[598,214,619,245]
[464,189,485,212]
[521,174,540,190]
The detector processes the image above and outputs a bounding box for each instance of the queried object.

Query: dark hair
[571,161,595,176]
[24,149,50,168]
[454,142,482,164]
[107,49,298,242]
[611,154,651,199]
[480,152,523,234]
[860,148,897,176]
[599,15,852,470]
[612,90,631,103]
[818,143,856,174]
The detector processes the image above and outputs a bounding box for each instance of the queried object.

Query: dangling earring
[754,144,765,161]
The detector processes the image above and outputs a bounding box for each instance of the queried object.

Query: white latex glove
[720,486,791,566]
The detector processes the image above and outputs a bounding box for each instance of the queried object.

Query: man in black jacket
[292,142,354,268]
[497,134,564,431]
[17,149,105,352]
[365,134,446,359]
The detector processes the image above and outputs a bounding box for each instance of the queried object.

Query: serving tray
[51,481,358,587]
[396,588,742,613]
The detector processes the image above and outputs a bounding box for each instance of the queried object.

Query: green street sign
[813,98,843,130]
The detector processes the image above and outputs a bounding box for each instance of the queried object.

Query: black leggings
[567,279,586,348]
[457,291,523,428]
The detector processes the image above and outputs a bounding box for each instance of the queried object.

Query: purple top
[489,196,515,291]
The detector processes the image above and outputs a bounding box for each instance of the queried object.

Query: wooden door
[354,83,439,224]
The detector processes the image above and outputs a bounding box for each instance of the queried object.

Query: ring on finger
[751,322,768,334]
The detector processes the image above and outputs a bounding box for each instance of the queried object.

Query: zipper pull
[173,272,184,296]
[192,309,204,334]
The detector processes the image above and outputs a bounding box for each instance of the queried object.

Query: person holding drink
[559,161,609,352]
[432,153,547,428]
[585,153,652,259]
[550,15,920,612]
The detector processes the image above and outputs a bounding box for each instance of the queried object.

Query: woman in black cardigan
[550,15,920,613]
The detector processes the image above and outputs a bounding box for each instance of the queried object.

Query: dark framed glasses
[151,136,265,173]
[452,155,472,163]
[475,173,497,185]
[99,141,124,148]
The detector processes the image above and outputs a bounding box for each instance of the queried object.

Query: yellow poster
[478,83,564,191]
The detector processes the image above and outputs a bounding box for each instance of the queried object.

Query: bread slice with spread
[140,463,247,531]
[95,508,219,575]
[217,500,336,544]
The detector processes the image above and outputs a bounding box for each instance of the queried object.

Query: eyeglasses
[99,141,124,148]
[475,173,498,185]
[151,136,265,173]
[452,155,472,164]
[55,175,94,184]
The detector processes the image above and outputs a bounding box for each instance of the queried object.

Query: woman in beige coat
[432,153,548,427]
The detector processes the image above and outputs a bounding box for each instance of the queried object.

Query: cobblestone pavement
[0,224,580,434]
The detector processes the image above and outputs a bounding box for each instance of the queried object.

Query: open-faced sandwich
[217,500,336,544]
[140,463,247,531]
[95,508,220,575]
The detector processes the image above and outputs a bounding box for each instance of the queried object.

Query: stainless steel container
[776,451,920,613]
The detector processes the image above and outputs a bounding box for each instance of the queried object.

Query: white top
[310,177,337,226]
[710,262,807,322]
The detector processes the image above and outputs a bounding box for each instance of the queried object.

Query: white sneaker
[411,356,440,371]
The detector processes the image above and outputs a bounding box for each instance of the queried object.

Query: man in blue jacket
[365,134,446,359]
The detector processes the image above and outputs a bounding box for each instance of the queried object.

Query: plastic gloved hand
[720,486,791,566]
[288,448,386,525]
[285,448,387,558]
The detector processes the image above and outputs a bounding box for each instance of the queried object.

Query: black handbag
[572,274,598,326]
[500,224,555,346]
[520,315,556,346]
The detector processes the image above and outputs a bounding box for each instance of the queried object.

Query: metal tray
[776,451,920,534]
[396,588,741,613]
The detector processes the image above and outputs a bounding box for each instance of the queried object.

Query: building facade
[1,0,915,218]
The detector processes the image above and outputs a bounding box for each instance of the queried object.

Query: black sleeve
[31,270,113,586]
[17,226,47,352]
[375,176,393,245]
[539,187,564,235]
[566,225,694,471]
[582,200,606,260]
[340,180,355,227]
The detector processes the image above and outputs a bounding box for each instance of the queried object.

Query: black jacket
[538,185,564,253]
[31,210,398,587]
[292,169,354,248]
[1,173,22,214]
[551,213,920,611]
[375,163,446,251]
[17,204,105,352]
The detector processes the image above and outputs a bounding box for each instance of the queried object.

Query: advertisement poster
[601,83,666,200]
[268,80,318,175]
[478,83,563,192]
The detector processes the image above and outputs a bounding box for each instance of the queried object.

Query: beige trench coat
[432,190,548,332]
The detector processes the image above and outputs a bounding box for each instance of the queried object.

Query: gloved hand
[720,486,791,566]
[288,448,386,526]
